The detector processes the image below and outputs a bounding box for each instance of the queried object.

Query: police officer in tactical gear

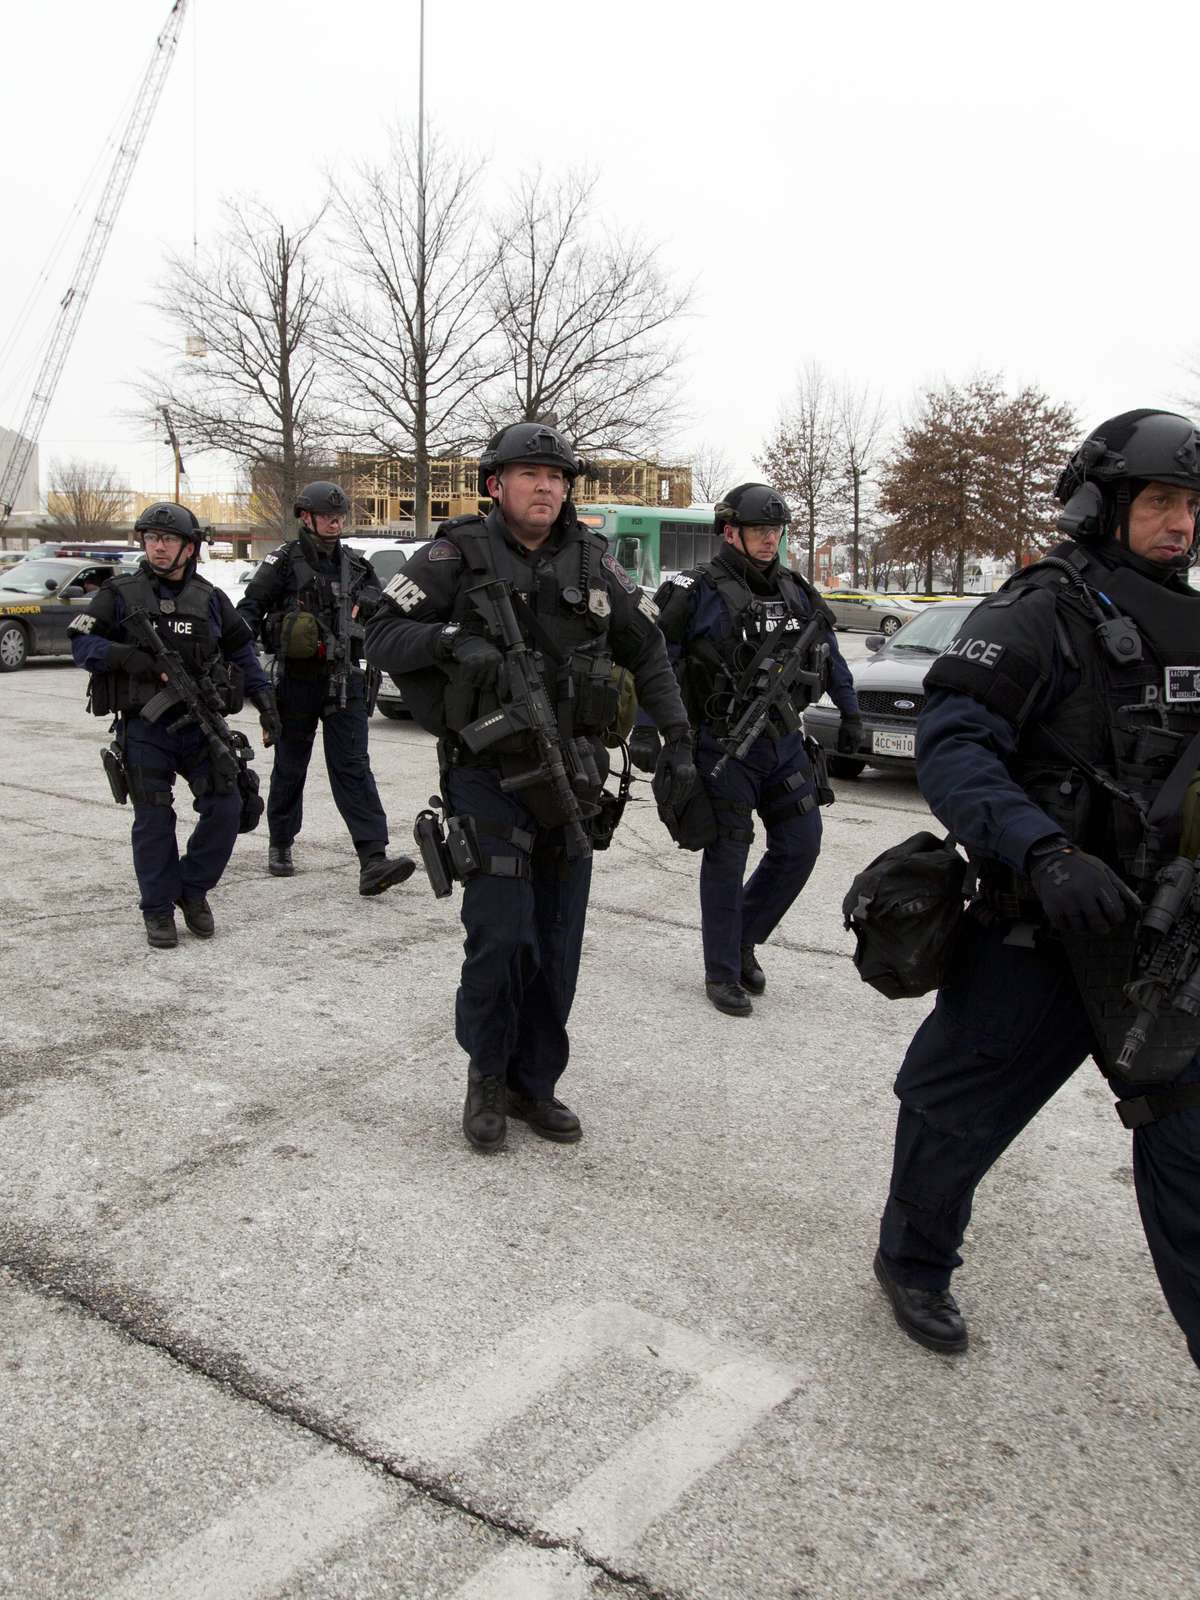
[69,500,278,948]
[635,484,861,1016]
[237,480,415,896]
[874,409,1200,1369]
[364,421,694,1153]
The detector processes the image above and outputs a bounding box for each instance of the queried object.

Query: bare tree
[686,439,735,503]
[834,382,888,586]
[758,363,840,582]
[483,170,692,455]
[324,128,505,538]
[48,458,129,535]
[133,199,332,535]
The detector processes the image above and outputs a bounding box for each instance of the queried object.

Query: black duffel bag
[843,831,971,999]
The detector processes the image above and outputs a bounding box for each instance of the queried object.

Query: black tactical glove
[836,714,864,756]
[250,687,282,748]
[1028,836,1142,934]
[652,727,697,812]
[629,724,662,772]
[109,643,160,679]
[437,628,503,691]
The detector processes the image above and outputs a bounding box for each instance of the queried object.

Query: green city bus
[574,504,721,591]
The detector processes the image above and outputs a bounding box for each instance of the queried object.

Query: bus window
[614,535,641,576]
[660,520,718,574]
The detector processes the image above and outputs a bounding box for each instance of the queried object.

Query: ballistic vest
[1009,544,1200,890]
[687,555,834,737]
[88,568,230,717]
[267,537,372,672]
[428,512,622,745]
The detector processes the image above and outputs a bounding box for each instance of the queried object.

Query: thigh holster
[127,765,174,808]
[761,770,817,827]
[460,817,534,881]
[713,797,755,845]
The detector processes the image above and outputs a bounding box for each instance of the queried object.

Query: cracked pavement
[1,651,1197,1599]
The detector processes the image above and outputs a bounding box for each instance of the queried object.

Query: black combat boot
[176,894,215,938]
[873,1250,968,1354]
[358,850,417,897]
[463,1070,507,1153]
[268,844,295,878]
[705,979,752,1017]
[143,910,178,950]
[507,1087,582,1143]
[740,945,766,995]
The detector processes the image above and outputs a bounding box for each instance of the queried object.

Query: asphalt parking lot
[1,652,1197,1600]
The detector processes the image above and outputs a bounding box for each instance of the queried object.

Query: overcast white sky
[2,0,1196,503]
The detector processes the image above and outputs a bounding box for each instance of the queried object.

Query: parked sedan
[0,557,123,671]
[821,590,924,636]
[804,597,982,777]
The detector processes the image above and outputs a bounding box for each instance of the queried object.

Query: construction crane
[0,0,189,526]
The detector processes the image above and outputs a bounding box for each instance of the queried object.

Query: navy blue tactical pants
[125,715,241,915]
[267,675,387,854]
[879,913,1200,1368]
[444,766,593,1099]
[697,730,823,984]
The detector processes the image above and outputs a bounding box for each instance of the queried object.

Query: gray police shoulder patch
[601,551,637,594]
[427,540,462,562]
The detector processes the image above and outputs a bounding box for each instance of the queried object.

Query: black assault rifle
[330,547,353,711]
[457,578,594,859]
[121,607,254,800]
[709,614,828,781]
[1118,852,1200,1073]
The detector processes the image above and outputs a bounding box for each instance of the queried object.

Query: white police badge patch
[1165,666,1200,702]
[588,588,611,619]
[383,572,427,613]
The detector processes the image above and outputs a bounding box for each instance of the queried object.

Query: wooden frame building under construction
[338,451,693,529]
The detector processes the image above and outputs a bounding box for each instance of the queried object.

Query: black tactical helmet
[134,501,203,544]
[1056,410,1200,542]
[477,422,583,498]
[714,483,792,534]
[294,480,350,519]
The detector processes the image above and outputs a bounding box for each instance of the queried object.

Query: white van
[343,537,430,719]
[343,536,427,589]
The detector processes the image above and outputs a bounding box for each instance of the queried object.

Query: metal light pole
[415,0,428,534]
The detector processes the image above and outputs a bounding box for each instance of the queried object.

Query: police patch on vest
[427,540,461,562]
[638,592,659,622]
[671,573,694,589]
[940,636,1005,669]
[383,572,427,613]
[1165,666,1200,702]
[588,587,611,618]
[601,551,637,593]
[68,613,96,634]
